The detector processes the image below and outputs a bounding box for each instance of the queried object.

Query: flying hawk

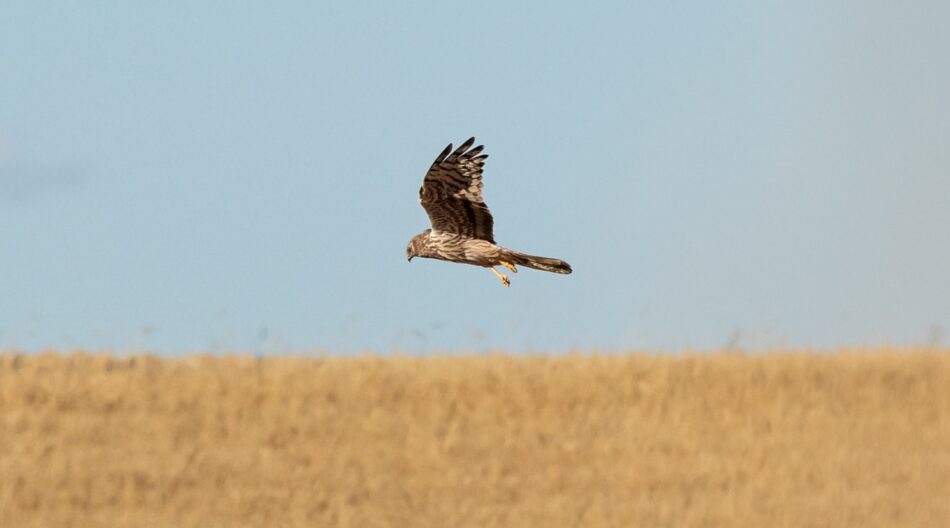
[406,137,572,287]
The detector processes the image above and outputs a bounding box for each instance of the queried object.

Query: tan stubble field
[1,348,949,527]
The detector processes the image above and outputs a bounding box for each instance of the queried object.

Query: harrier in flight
[406,137,572,287]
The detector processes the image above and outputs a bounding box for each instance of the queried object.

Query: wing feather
[419,137,495,242]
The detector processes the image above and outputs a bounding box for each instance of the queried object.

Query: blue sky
[2,2,948,354]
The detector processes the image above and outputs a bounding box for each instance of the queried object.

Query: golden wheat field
[1,349,949,527]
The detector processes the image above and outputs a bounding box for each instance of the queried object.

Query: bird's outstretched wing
[419,137,494,242]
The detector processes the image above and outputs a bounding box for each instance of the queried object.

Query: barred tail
[506,251,572,274]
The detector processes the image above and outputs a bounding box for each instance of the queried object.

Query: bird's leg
[500,261,518,273]
[490,267,510,287]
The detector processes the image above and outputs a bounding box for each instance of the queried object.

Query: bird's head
[406,229,432,262]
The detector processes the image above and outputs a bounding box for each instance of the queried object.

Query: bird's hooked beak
[408,256,413,262]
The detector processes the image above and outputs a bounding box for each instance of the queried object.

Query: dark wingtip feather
[451,137,473,155]
[434,143,453,163]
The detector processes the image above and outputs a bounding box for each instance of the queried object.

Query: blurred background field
[1,348,948,527]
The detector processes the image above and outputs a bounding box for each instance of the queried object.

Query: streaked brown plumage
[406,137,572,287]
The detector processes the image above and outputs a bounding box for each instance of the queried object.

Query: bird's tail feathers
[505,251,572,274]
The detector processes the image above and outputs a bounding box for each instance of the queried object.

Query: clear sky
[2,2,948,354]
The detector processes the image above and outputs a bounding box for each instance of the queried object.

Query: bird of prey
[406,137,572,287]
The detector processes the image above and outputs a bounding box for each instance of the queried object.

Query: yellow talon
[500,261,518,273]
[490,267,510,287]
